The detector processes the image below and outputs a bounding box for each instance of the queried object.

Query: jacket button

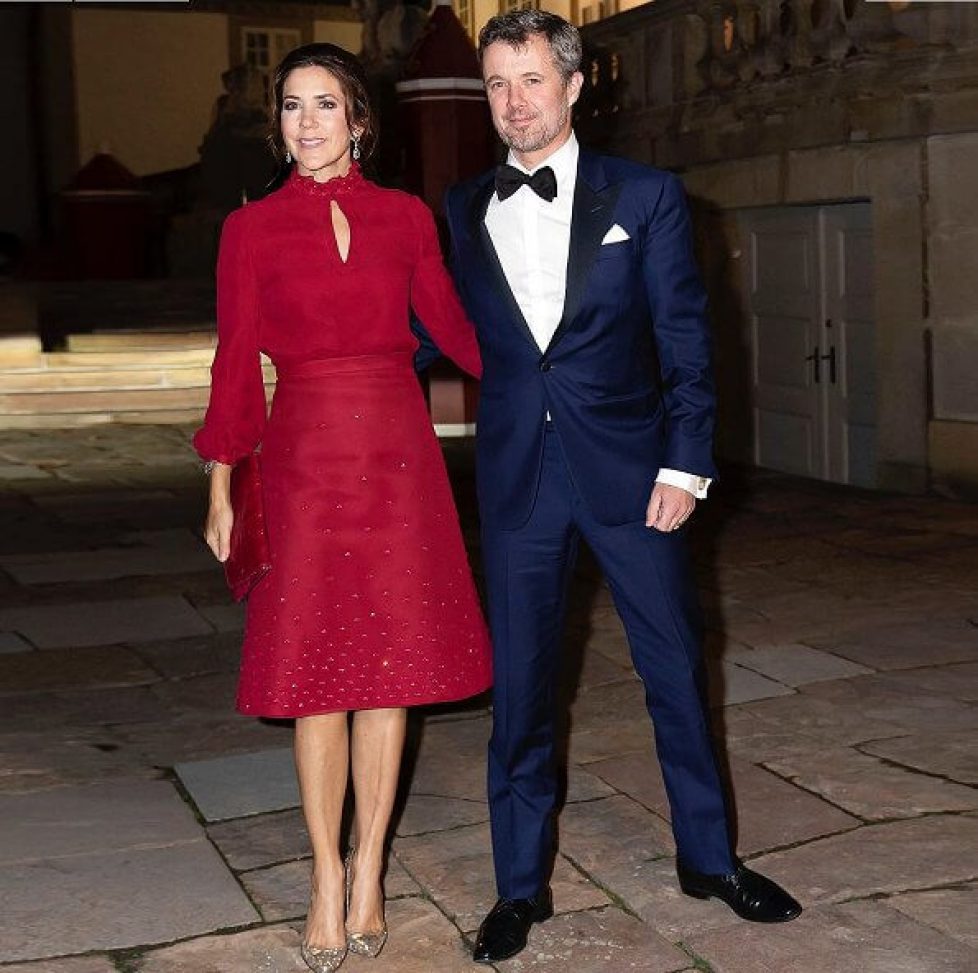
[539,362,552,372]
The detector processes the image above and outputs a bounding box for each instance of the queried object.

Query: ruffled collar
[287,162,365,199]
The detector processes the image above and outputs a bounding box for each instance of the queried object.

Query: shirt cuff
[656,468,711,499]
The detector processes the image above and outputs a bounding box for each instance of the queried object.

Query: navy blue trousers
[481,428,735,899]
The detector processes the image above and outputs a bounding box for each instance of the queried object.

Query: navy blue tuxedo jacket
[444,149,717,530]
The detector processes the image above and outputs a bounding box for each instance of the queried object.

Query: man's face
[482,33,583,165]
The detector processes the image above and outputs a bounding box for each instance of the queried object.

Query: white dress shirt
[485,134,578,352]
[484,133,709,499]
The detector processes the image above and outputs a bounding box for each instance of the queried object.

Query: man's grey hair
[478,10,582,83]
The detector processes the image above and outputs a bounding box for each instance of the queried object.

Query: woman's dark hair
[268,43,377,164]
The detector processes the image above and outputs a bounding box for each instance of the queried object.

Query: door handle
[805,347,820,383]
[821,346,837,384]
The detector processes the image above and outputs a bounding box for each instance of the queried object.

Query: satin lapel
[546,154,622,354]
[468,179,538,351]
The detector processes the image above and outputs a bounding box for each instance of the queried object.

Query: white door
[740,204,877,487]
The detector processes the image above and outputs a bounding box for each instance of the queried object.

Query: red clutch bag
[225,451,272,602]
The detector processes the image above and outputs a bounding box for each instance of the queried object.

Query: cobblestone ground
[0,426,975,972]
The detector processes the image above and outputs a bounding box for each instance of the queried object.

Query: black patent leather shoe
[472,889,554,963]
[677,860,802,923]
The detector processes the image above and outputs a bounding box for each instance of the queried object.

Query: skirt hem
[236,680,492,720]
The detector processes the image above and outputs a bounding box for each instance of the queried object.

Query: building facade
[575,0,978,498]
[452,0,651,41]
[3,0,976,497]
[1,0,360,245]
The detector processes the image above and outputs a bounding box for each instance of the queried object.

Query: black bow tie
[495,164,557,202]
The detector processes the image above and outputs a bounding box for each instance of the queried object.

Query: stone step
[0,387,213,417]
[0,409,205,429]
[66,330,217,353]
[0,328,472,431]
[44,348,218,368]
[0,324,272,427]
[0,363,275,392]
[0,367,214,392]
[0,353,275,427]
[0,334,44,368]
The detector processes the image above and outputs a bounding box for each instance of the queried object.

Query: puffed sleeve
[408,197,482,379]
[192,209,267,464]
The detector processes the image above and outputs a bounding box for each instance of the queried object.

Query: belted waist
[274,352,414,381]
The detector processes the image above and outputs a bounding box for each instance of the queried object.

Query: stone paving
[0,425,975,972]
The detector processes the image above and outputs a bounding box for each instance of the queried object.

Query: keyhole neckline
[330,200,351,265]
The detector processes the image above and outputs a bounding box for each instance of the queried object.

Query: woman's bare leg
[347,707,407,934]
[295,712,349,948]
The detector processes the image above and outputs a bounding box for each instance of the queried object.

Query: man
[443,10,802,964]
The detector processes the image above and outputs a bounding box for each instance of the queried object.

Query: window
[454,0,474,37]
[578,0,619,25]
[242,27,302,94]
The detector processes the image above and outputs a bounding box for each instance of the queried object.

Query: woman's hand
[204,462,233,562]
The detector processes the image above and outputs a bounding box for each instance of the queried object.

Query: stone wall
[579,0,978,495]
[926,133,978,495]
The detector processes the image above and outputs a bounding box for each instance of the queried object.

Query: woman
[195,43,492,973]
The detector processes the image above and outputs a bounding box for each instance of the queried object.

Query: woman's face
[280,65,360,182]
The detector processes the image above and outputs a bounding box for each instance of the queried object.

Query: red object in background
[397,0,494,430]
[397,0,494,218]
[59,151,152,279]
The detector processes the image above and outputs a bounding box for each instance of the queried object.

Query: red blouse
[194,164,481,464]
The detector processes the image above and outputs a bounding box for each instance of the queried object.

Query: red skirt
[236,353,492,717]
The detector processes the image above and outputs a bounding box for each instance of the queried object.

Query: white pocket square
[601,224,630,245]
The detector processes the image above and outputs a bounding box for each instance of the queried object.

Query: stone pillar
[924,133,978,497]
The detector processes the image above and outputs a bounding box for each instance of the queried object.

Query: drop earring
[285,150,292,164]
[351,136,361,162]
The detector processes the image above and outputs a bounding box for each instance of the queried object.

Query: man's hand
[646,482,695,532]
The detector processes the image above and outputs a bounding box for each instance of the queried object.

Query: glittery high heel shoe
[345,848,389,958]
[300,942,347,973]
[348,925,388,958]
[301,868,348,973]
